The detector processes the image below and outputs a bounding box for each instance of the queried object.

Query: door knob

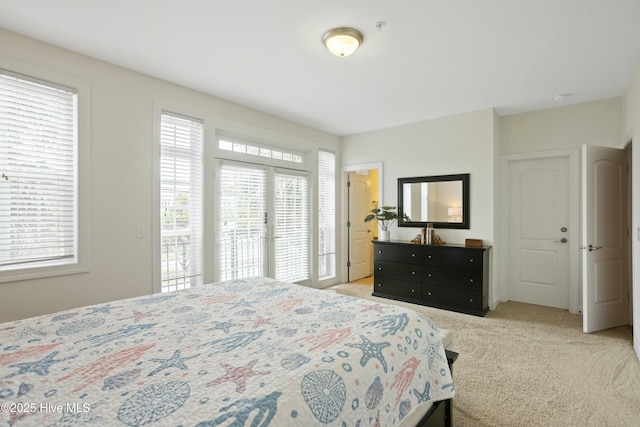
[554,238,568,243]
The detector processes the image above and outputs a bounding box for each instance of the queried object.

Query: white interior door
[348,172,372,281]
[582,145,629,333]
[507,156,572,309]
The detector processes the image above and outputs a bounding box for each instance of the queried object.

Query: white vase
[379,230,391,241]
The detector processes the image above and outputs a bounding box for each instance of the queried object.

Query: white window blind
[160,112,203,292]
[274,169,309,282]
[218,162,266,281]
[0,70,77,270]
[317,150,336,279]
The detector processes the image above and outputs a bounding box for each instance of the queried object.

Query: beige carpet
[328,280,640,427]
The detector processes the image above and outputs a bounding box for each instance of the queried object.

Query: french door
[218,160,310,283]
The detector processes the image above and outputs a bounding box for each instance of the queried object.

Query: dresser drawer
[423,285,483,312]
[374,243,421,264]
[375,260,421,282]
[373,277,421,300]
[423,266,483,290]
[423,247,483,271]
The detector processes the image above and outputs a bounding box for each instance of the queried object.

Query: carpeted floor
[328,279,640,427]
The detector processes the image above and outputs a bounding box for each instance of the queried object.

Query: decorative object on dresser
[363,205,408,241]
[373,240,490,316]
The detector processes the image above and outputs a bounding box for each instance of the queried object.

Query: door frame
[341,162,383,283]
[500,148,580,313]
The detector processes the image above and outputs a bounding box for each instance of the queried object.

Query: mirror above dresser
[398,173,470,229]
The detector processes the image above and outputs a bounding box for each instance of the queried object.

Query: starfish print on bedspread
[346,335,391,373]
[148,349,199,376]
[207,320,237,334]
[206,359,270,393]
[413,380,431,403]
[4,351,77,378]
[424,339,446,368]
[84,304,115,315]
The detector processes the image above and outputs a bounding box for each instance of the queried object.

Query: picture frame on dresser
[372,240,490,316]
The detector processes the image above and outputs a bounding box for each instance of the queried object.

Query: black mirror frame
[397,173,470,229]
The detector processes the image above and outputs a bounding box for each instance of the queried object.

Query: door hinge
[347,261,351,268]
[347,221,351,228]
[347,180,351,187]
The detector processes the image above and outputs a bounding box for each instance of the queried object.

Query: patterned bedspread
[0,277,454,426]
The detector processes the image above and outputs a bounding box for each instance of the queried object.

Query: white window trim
[214,131,312,172]
[0,56,91,283]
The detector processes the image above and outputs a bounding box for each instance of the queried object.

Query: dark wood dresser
[372,240,490,316]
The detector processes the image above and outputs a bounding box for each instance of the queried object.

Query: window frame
[0,58,91,283]
[317,150,337,281]
[153,106,205,293]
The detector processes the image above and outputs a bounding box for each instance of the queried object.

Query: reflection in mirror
[398,174,469,229]
[403,181,463,223]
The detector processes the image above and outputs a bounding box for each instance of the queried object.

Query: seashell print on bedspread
[0,277,454,426]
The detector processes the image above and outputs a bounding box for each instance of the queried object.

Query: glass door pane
[218,162,267,280]
[273,169,309,282]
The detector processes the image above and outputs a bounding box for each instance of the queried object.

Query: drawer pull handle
[427,292,432,296]
[428,255,432,259]
[378,250,382,254]
[470,258,474,262]
[411,289,415,293]
[378,267,382,271]
[428,273,432,277]
[411,271,416,275]
[377,283,381,287]
[411,253,416,257]
[469,279,473,283]
[469,298,474,302]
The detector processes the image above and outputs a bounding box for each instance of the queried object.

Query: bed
[0,277,455,426]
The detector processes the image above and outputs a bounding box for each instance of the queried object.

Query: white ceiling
[1,0,640,136]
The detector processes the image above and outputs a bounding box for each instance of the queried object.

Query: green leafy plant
[364,206,409,231]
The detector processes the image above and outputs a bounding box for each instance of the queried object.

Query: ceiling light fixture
[323,27,363,57]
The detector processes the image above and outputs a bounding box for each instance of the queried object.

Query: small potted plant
[364,206,409,241]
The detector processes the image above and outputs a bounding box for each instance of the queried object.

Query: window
[0,69,86,280]
[274,169,310,282]
[218,162,266,280]
[159,112,203,292]
[218,136,304,164]
[317,150,336,279]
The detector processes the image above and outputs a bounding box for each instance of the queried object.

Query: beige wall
[0,29,339,322]
[342,108,496,246]
[499,98,623,153]
[342,99,626,309]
